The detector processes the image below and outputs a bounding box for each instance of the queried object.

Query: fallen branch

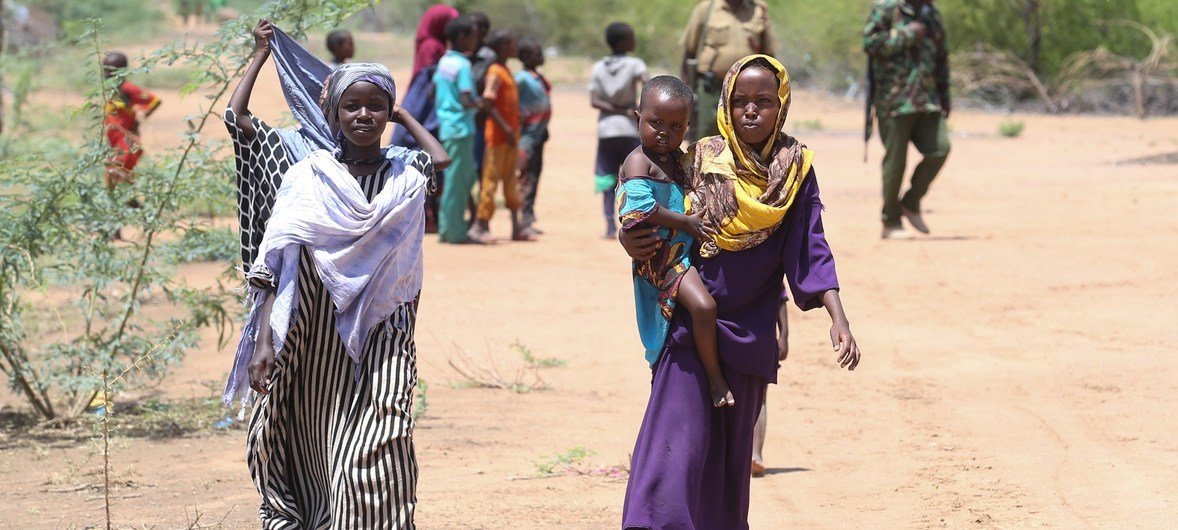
[41,484,95,493]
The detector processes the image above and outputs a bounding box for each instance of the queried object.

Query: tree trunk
[1023,0,1043,75]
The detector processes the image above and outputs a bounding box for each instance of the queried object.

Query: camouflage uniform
[864,0,951,229]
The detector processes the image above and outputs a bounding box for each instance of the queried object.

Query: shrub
[998,120,1025,138]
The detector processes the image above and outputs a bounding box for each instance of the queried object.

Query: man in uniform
[864,0,951,239]
[681,0,777,142]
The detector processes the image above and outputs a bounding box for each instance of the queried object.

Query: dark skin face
[519,46,544,69]
[337,81,390,159]
[102,54,128,79]
[636,93,691,156]
[492,38,517,64]
[454,30,478,54]
[614,30,636,54]
[729,67,781,151]
[332,35,355,61]
[475,23,489,46]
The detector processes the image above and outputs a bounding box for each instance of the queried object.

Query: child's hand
[253,19,274,54]
[683,212,718,240]
[829,320,860,371]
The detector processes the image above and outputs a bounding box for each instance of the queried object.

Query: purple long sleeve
[661,170,839,382]
[783,169,840,310]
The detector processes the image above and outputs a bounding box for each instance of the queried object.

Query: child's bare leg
[678,267,733,407]
[751,396,768,477]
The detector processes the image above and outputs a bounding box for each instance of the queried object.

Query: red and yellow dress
[104,81,160,187]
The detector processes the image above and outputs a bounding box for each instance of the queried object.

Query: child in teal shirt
[515,37,551,235]
[617,76,731,408]
[433,16,483,244]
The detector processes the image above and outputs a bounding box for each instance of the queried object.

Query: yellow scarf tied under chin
[686,54,813,257]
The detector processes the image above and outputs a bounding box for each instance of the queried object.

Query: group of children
[432,13,551,244]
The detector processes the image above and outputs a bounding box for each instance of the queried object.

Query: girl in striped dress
[223,21,450,529]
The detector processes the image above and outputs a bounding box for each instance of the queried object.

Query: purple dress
[621,171,839,530]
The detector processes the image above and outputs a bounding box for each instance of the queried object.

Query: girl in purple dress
[619,54,862,529]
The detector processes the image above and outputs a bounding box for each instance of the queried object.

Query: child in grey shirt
[589,22,648,238]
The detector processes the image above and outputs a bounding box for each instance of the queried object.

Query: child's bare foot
[467,227,494,244]
[512,227,539,241]
[709,377,735,408]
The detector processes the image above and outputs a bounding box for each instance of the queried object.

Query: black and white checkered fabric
[225,108,290,274]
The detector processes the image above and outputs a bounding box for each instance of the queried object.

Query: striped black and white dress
[225,110,431,529]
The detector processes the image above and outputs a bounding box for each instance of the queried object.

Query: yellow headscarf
[686,54,814,257]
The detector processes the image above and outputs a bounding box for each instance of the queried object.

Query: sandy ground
[2,25,1178,529]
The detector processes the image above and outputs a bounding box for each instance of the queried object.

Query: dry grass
[446,341,549,394]
[954,20,1176,116]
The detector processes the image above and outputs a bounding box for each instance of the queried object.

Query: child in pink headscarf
[412,4,460,78]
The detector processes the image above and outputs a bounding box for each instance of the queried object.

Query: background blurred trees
[2,0,1173,115]
[441,0,1176,112]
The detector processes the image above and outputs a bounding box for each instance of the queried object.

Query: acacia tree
[0,0,373,421]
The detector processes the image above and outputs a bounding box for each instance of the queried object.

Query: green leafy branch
[0,0,376,422]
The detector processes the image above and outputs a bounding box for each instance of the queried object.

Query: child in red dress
[102,52,161,191]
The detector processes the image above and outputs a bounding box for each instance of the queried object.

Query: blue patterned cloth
[268,25,413,165]
[616,173,694,366]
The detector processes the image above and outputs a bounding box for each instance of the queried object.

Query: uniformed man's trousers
[691,77,722,142]
[878,110,950,228]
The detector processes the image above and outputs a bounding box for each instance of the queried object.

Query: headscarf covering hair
[413,4,460,77]
[319,62,398,155]
[686,54,815,257]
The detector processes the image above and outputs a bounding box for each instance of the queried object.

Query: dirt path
[3,30,1177,529]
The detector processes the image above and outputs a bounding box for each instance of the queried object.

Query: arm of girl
[778,171,858,370]
[486,106,516,146]
[777,299,789,361]
[228,19,274,140]
[248,289,278,394]
[392,104,452,170]
[821,290,860,371]
[459,91,480,110]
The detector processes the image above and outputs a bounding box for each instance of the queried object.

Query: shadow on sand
[888,235,977,242]
[761,467,811,476]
